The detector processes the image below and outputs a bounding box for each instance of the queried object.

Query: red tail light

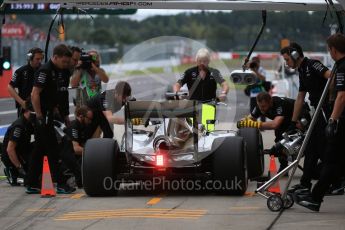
[156,154,164,166]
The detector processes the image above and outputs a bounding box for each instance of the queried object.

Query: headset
[27,47,44,61]
[290,48,300,61]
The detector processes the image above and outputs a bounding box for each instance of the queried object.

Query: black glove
[263,143,283,157]
[35,117,46,133]
[24,100,33,111]
[36,117,45,126]
[286,121,297,133]
[17,165,26,178]
[263,148,274,155]
[325,118,338,139]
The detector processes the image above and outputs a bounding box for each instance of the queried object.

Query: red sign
[2,24,26,39]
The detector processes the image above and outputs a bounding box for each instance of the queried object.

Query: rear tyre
[83,138,119,196]
[212,136,248,195]
[238,127,264,179]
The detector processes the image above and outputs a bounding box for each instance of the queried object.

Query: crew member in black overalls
[63,106,93,188]
[26,44,75,194]
[173,48,229,101]
[237,92,310,173]
[1,102,34,186]
[56,46,82,126]
[280,42,332,193]
[296,33,345,212]
[85,81,132,138]
[7,47,44,117]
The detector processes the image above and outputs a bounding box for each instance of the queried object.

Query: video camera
[230,70,257,85]
[80,52,97,69]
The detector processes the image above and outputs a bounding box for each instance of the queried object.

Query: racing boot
[25,186,41,194]
[75,172,83,189]
[295,194,321,212]
[325,182,345,196]
[57,184,76,194]
[288,183,311,194]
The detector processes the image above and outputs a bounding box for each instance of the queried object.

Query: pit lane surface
[1,130,345,230]
[1,75,345,230]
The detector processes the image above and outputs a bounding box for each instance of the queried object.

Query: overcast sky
[121,9,207,21]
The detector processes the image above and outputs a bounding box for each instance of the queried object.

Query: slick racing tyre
[212,136,248,195]
[238,128,264,179]
[83,138,119,196]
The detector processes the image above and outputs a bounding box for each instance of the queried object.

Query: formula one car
[82,98,264,196]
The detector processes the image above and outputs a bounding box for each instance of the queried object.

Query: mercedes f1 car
[82,99,264,196]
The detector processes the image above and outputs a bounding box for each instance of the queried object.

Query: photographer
[70,50,109,99]
[247,57,267,115]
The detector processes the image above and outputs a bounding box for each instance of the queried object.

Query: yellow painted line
[58,195,71,198]
[146,197,162,205]
[62,211,206,216]
[66,209,206,214]
[26,208,55,212]
[60,213,204,217]
[55,209,207,221]
[70,193,85,199]
[62,211,206,217]
[229,206,261,210]
[55,215,201,221]
[55,214,202,221]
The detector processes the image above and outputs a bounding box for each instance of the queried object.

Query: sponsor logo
[37,72,47,84]
[312,62,325,72]
[276,106,283,115]
[12,72,17,82]
[72,129,78,139]
[13,127,21,138]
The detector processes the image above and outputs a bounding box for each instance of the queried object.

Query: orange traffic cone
[41,156,56,197]
[267,155,281,194]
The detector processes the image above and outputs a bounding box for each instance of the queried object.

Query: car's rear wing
[126,100,197,119]
[124,100,199,156]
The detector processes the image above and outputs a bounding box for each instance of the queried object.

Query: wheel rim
[267,195,283,212]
